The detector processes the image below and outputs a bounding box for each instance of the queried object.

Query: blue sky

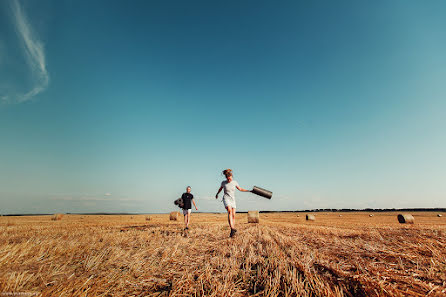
[1,0,445,214]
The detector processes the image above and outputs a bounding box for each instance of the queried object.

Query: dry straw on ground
[247,211,260,223]
[145,216,151,221]
[1,212,445,296]
[397,213,414,224]
[51,213,63,221]
[306,214,315,221]
[169,211,179,221]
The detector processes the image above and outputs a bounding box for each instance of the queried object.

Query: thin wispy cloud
[52,194,142,203]
[200,196,216,201]
[2,0,49,103]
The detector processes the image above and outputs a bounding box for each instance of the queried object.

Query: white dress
[221,180,239,209]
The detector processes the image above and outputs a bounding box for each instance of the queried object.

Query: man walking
[181,186,198,230]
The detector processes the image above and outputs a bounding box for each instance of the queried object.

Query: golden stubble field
[1,212,445,297]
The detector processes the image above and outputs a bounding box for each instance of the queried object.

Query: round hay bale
[438,214,443,217]
[397,214,414,224]
[296,214,300,217]
[369,214,373,217]
[339,214,342,217]
[306,214,315,221]
[247,211,259,223]
[51,213,63,221]
[169,211,179,221]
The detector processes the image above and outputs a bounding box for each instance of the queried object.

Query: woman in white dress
[215,169,250,237]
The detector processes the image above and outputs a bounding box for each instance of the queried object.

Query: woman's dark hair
[222,169,233,178]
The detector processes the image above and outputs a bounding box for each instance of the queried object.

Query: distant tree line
[2,208,445,216]
[260,208,446,213]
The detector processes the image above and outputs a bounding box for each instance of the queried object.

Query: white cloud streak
[52,195,142,202]
[5,0,49,103]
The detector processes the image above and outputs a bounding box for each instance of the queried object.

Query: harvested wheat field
[1,212,445,296]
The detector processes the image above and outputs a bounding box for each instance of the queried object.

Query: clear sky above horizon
[1,0,445,214]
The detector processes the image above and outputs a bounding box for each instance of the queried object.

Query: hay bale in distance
[397,214,414,224]
[369,214,374,217]
[247,211,260,223]
[306,214,315,221]
[51,213,63,221]
[438,214,443,217]
[169,212,179,221]
[339,215,342,217]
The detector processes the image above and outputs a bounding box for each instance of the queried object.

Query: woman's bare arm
[215,186,223,199]
[236,185,250,192]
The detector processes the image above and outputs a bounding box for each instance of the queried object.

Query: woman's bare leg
[226,206,234,229]
[232,208,236,229]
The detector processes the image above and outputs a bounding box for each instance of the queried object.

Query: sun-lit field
[1,212,445,296]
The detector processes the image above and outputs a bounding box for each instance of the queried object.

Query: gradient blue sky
[1,0,445,214]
